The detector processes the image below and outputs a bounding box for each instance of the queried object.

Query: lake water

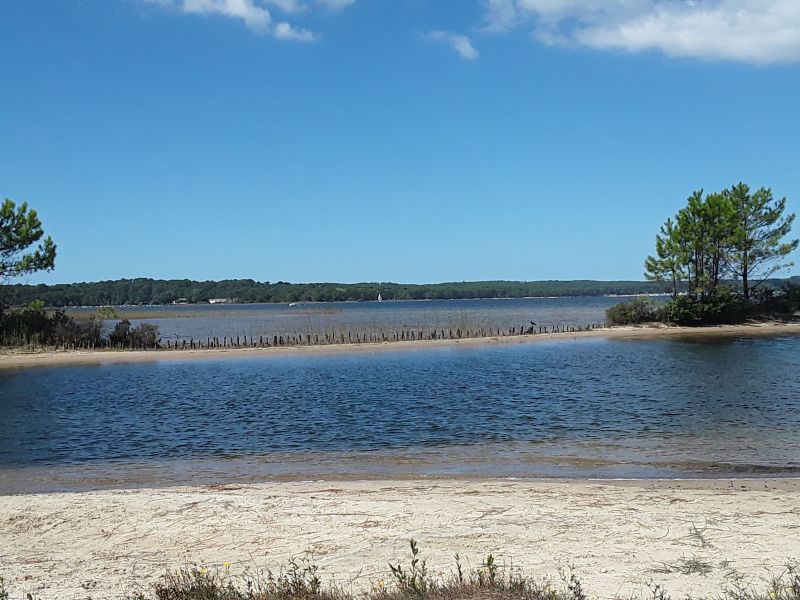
[2,331,799,493]
[69,296,624,342]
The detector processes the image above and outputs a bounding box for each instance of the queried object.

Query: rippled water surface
[2,334,799,492]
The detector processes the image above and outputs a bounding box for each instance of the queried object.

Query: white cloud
[145,0,326,40]
[480,0,519,32]
[273,21,318,40]
[427,30,480,60]
[183,0,271,31]
[481,0,800,65]
[263,0,307,14]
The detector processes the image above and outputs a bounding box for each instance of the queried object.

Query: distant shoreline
[2,321,799,370]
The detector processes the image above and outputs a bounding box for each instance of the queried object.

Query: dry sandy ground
[2,322,800,370]
[1,478,799,600]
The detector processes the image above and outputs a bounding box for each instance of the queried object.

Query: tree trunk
[742,263,749,300]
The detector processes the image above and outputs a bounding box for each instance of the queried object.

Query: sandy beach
[2,321,800,370]
[1,478,798,599]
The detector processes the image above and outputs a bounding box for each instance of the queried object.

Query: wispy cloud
[264,0,307,14]
[144,0,356,39]
[273,21,317,40]
[427,30,480,60]
[479,0,800,65]
[315,0,356,12]
[480,0,519,32]
[182,0,271,31]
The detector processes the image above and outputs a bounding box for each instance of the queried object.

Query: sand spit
[1,478,799,599]
[2,322,800,370]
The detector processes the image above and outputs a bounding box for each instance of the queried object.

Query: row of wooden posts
[50,323,606,351]
[158,323,606,350]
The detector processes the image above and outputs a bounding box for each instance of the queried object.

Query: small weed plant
[2,544,798,600]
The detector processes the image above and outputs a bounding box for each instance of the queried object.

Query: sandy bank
[2,321,800,370]
[1,478,798,600]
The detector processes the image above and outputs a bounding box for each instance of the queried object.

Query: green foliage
[645,184,797,302]
[0,198,56,281]
[637,182,799,326]
[109,319,132,345]
[605,298,662,325]
[0,300,52,345]
[109,319,161,348]
[389,540,429,598]
[645,218,687,298]
[5,553,800,600]
[779,283,800,311]
[151,559,325,600]
[662,288,750,325]
[50,310,104,346]
[727,183,799,299]
[2,279,678,307]
[0,308,158,348]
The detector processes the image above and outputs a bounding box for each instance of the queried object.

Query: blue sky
[2,0,800,284]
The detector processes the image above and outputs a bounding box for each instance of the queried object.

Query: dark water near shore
[69,296,623,342]
[2,333,799,493]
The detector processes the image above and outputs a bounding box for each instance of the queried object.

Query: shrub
[109,319,133,346]
[663,288,750,325]
[131,323,160,348]
[0,302,103,347]
[109,319,160,348]
[51,311,104,346]
[766,283,800,315]
[605,298,662,326]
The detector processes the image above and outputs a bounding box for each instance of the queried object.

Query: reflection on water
[1,335,799,492]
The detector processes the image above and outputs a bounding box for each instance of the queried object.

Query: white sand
[1,478,799,599]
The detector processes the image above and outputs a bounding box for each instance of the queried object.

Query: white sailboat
[377,293,382,303]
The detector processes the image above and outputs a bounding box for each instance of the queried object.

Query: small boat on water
[377,293,382,303]
[288,302,299,307]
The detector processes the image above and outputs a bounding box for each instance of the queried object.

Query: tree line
[2,278,690,307]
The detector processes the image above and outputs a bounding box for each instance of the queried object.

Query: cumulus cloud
[480,0,800,65]
[427,30,480,60]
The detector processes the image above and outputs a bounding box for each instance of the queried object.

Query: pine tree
[726,183,798,299]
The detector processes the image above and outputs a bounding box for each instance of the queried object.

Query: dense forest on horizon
[3,276,798,307]
[3,278,678,306]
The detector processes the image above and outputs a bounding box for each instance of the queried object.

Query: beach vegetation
[604,297,662,325]
[103,547,799,600]
[3,545,799,600]
[0,306,159,348]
